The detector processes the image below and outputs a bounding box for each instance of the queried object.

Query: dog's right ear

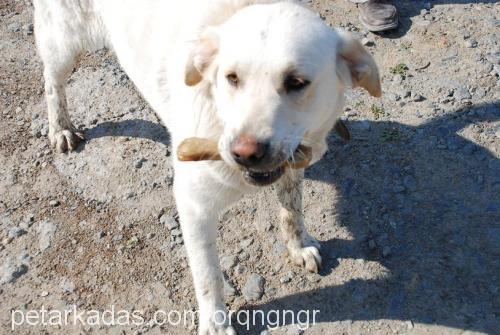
[185,28,219,86]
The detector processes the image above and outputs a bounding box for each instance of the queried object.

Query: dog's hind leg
[34,1,96,152]
[276,169,322,273]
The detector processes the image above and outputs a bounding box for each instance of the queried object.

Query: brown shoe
[358,0,399,32]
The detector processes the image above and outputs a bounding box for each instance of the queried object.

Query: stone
[8,227,27,239]
[0,257,28,284]
[280,272,293,284]
[242,273,265,301]
[224,278,237,297]
[38,220,57,252]
[453,87,471,100]
[220,255,238,271]
[160,213,179,230]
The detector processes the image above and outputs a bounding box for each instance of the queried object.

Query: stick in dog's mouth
[177,137,312,170]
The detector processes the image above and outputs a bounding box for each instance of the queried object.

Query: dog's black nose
[231,134,269,167]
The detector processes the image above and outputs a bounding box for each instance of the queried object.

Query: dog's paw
[288,235,322,273]
[199,322,237,335]
[49,129,85,153]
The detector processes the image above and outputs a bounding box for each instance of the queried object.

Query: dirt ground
[1,0,499,334]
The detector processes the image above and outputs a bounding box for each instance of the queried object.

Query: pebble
[280,272,293,284]
[7,22,22,33]
[464,39,478,48]
[235,264,247,275]
[494,126,500,140]
[240,237,253,248]
[170,228,182,237]
[38,220,57,252]
[453,87,471,100]
[361,37,374,47]
[40,291,49,297]
[242,273,265,301]
[23,23,33,35]
[0,258,28,284]
[159,213,179,230]
[134,158,147,169]
[49,200,60,207]
[8,227,27,239]
[224,278,237,297]
[60,278,75,293]
[220,255,238,271]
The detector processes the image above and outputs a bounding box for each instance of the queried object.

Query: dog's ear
[185,28,219,86]
[336,30,381,97]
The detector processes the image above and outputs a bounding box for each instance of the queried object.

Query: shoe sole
[359,15,399,32]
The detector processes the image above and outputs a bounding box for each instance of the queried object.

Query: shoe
[358,0,399,32]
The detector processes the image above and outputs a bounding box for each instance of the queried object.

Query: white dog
[34,0,380,333]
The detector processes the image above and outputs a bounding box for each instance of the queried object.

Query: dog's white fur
[34,0,380,333]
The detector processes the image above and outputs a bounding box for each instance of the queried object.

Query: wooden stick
[177,137,312,169]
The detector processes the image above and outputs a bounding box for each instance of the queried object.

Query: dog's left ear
[185,28,219,86]
[336,30,381,97]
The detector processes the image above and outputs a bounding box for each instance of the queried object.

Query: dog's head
[185,2,380,186]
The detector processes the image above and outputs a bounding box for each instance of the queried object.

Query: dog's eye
[284,75,310,93]
[226,73,239,86]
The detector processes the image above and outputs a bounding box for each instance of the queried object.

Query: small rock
[0,258,28,284]
[40,291,49,297]
[38,220,57,252]
[240,238,253,248]
[146,232,155,239]
[49,200,60,207]
[387,93,401,102]
[7,22,22,33]
[224,278,237,297]
[220,255,238,271]
[494,126,500,140]
[235,264,247,275]
[280,272,293,284]
[393,74,403,85]
[134,158,147,169]
[60,278,75,293]
[170,228,182,237]
[361,37,374,47]
[8,227,27,239]
[412,94,425,102]
[96,231,105,240]
[454,87,472,100]
[23,23,34,35]
[242,273,265,301]
[159,213,179,230]
[464,39,478,48]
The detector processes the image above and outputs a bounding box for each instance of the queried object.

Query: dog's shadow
[80,102,499,334]
[238,101,499,333]
[77,118,170,150]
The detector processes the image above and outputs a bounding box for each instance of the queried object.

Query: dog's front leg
[174,168,239,335]
[276,169,322,273]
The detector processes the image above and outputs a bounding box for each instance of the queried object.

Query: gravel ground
[1,0,499,334]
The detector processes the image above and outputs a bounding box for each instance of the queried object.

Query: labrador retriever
[33,0,381,333]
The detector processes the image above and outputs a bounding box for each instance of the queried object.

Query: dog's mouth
[241,145,307,186]
[243,166,285,186]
